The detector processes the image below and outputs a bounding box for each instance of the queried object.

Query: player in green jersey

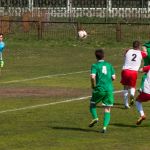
[142,41,150,66]
[88,49,116,133]
[140,41,150,91]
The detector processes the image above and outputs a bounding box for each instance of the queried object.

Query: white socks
[123,88,135,106]
[130,88,135,97]
[136,101,145,116]
[123,90,129,106]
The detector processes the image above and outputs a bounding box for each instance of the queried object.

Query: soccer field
[0,39,150,150]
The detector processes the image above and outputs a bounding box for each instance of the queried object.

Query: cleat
[136,116,146,125]
[101,128,107,133]
[88,119,99,127]
[130,96,135,106]
[130,98,134,106]
[137,88,142,93]
[125,105,130,109]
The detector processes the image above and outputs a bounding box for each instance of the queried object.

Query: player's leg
[129,87,135,106]
[129,71,137,106]
[121,70,137,108]
[136,100,146,125]
[89,90,102,127]
[135,92,150,125]
[0,52,4,75]
[101,92,114,133]
[120,70,130,108]
[89,101,99,127]
[101,106,111,133]
[123,85,130,108]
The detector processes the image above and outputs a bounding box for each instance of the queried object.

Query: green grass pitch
[0,37,150,150]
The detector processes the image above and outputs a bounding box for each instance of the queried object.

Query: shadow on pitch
[111,123,136,128]
[114,102,123,106]
[51,126,99,133]
[111,123,150,128]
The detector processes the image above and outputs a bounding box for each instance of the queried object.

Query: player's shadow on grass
[111,123,137,128]
[111,123,150,128]
[113,102,127,109]
[51,126,99,133]
[114,102,123,106]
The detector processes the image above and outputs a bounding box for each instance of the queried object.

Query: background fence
[1,0,150,42]
[0,0,150,23]
[1,19,150,42]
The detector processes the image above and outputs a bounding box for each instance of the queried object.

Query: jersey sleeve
[141,51,147,58]
[91,64,97,75]
[143,66,150,72]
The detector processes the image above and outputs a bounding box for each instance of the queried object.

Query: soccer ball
[78,30,87,39]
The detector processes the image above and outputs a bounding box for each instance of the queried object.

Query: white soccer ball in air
[78,30,87,39]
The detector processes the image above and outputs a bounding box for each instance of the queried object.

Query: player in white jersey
[136,66,150,125]
[120,41,147,108]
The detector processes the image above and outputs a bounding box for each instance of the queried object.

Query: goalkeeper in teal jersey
[0,33,5,68]
[89,49,116,133]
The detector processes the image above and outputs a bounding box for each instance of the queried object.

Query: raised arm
[140,65,150,73]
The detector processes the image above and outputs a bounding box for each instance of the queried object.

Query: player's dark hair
[95,49,104,60]
[133,40,140,49]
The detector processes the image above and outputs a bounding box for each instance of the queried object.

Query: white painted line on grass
[0,65,120,84]
[0,70,89,84]
[0,96,91,114]
[0,90,123,114]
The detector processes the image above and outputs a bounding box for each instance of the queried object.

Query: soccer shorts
[137,92,150,102]
[140,73,147,89]
[91,89,114,106]
[120,69,138,87]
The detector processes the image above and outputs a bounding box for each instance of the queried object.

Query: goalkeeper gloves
[0,60,4,68]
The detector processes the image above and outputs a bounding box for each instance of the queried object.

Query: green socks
[90,107,98,119]
[90,106,111,129]
[103,112,111,128]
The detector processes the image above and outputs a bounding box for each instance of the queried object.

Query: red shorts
[137,92,150,102]
[120,69,138,87]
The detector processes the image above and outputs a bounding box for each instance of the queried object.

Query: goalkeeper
[0,33,5,68]
[88,49,116,133]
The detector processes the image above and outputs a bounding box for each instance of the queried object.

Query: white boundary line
[0,90,123,114]
[0,65,120,84]
[0,70,89,84]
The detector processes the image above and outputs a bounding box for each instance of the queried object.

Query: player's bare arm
[142,46,147,52]
[142,66,150,72]
[90,74,96,89]
[112,74,116,80]
[139,68,144,73]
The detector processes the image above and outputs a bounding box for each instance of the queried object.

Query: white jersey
[143,70,150,94]
[122,49,145,71]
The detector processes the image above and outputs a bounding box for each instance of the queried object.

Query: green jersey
[91,60,115,92]
[143,41,150,66]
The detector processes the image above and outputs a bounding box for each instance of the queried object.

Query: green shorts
[91,89,114,106]
[140,73,147,89]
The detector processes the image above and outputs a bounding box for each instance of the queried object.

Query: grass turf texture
[0,36,149,149]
